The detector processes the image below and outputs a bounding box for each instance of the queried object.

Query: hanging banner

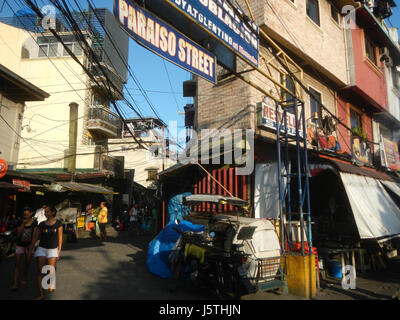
[114,0,217,83]
[164,0,259,68]
[382,136,400,171]
[0,159,7,179]
[257,99,304,137]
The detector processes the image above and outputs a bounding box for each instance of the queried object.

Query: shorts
[99,223,107,232]
[15,246,31,255]
[34,246,59,259]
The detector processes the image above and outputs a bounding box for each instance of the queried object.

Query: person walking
[128,204,139,233]
[10,206,37,291]
[28,205,63,300]
[98,201,108,241]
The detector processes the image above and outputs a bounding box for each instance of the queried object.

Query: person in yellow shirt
[98,202,108,241]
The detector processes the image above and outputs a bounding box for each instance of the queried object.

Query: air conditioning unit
[379,47,393,66]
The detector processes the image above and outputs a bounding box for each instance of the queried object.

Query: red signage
[0,159,7,179]
[12,179,30,192]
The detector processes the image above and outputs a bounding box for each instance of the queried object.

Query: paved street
[0,226,209,300]
[1,225,400,300]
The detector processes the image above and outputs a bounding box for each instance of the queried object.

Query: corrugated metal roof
[311,154,396,182]
[45,182,117,194]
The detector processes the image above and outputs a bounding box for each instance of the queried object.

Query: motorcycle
[170,227,255,300]
[0,217,19,262]
[113,207,130,232]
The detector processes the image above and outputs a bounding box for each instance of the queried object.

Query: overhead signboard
[12,179,30,192]
[114,0,217,83]
[257,99,304,137]
[164,0,259,68]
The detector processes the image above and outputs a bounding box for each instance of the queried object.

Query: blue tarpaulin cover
[168,192,191,223]
[147,220,204,279]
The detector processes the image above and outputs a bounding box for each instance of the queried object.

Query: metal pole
[301,101,313,250]
[284,108,292,252]
[294,98,305,256]
[275,101,285,254]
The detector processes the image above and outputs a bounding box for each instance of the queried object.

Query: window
[307,0,320,26]
[309,88,321,124]
[350,108,362,130]
[38,43,58,57]
[147,169,158,181]
[62,42,83,57]
[365,35,377,65]
[331,4,340,24]
[280,73,296,111]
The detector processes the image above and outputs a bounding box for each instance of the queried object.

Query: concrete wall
[0,22,99,170]
[350,26,389,110]
[109,134,177,188]
[245,0,349,85]
[0,94,24,169]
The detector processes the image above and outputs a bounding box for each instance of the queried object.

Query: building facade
[0,8,129,176]
[174,0,400,247]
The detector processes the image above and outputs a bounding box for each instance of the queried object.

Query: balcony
[89,63,124,100]
[87,106,121,138]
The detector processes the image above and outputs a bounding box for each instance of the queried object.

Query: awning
[340,172,400,239]
[0,181,20,189]
[310,153,395,181]
[44,182,118,195]
[381,180,400,199]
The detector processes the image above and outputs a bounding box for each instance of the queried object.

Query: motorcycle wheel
[216,268,243,300]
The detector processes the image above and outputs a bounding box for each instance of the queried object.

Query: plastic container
[328,260,342,279]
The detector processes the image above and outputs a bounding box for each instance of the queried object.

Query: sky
[2,0,400,146]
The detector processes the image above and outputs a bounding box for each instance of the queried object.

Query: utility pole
[68,102,78,181]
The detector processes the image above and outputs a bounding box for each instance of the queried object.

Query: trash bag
[147,220,204,279]
[167,192,191,223]
[95,221,100,237]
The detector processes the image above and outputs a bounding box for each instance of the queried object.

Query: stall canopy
[340,172,400,239]
[381,180,400,199]
[44,182,118,194]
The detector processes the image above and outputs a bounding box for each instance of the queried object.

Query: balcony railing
[87,106,121,138]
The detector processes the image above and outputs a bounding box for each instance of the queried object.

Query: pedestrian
[10,206,37,291]
[84,203,93,231]
[28,205,63,300]
[129,204,139,233]
[98,201,108,241]
[34,203,47,225]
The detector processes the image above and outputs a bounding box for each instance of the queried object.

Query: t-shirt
[98,207,108,224]
[38,220,63,249]
[129,208,138,222]
[17,220,38,247]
